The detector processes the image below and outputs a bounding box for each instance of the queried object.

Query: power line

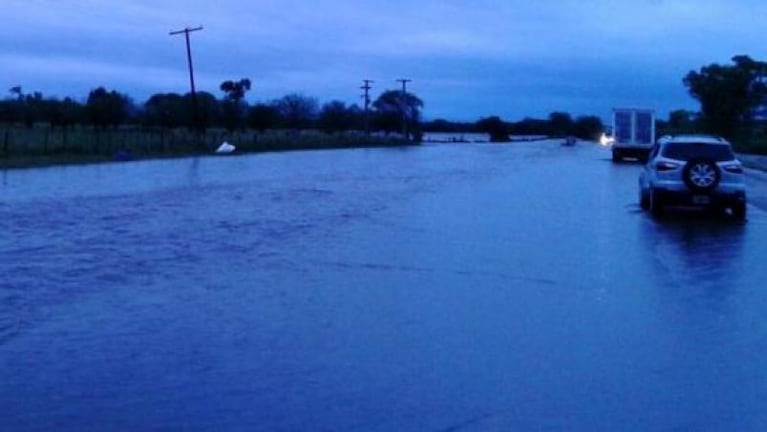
[169,26,203,129]
[361,79,374,137]
[396,79,412,140]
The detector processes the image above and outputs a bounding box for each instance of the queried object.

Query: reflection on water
[642,212,746,287]
[640,212,748,326]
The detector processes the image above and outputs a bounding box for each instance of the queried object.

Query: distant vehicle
[611,108,655,162]
[562,136,577,146]
[599,132,615,146]
[638,135,747,219]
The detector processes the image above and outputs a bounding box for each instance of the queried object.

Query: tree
[475,116,510,142]
[274,93,319,129]
[372,89,423,138]
[247,103,280,132]
[220,78,251,132]
[662,109,697,135]
[683,55,767,137]
[2,87,44,127]
[573,115,604,140]
[192,91,220,130]
[86,87,133,128]
[510,117,549,136]
[423,119,472,133]
[21,92,44,127]
[143,93,188,128]
[220,78,251,102]
[0,87,23,125]
[548,112,574,137]
[43,97,83,128]
[9,86,22,101]
[317,100,358,133]
[668,109,694,127]
[0,100,15,124]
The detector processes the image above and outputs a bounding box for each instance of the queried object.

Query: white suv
[638,135,747,219]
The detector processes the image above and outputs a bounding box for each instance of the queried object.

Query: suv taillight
[655,161,679,171]
[723,164,743,174]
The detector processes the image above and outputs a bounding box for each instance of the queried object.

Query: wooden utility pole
[169,26,203,129]
[396,78,412,140]
[361,79,374,137]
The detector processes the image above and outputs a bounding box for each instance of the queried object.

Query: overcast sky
[3,0,766,121]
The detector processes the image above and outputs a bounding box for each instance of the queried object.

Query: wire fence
[0,126,407,162]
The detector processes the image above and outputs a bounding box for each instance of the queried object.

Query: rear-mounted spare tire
[683,158,721,192]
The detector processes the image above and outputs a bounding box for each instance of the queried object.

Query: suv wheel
[683,158,721,192]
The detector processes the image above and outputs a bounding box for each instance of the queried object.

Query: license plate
[692,195,710,205]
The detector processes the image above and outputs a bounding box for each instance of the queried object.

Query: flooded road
[2,141,767,431]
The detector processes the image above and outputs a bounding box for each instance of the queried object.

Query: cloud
[2,0,766,119]
[0,52,183,100]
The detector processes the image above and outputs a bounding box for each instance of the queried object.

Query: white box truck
[611,108,655,162]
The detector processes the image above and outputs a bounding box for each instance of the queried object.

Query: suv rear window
[661,142,735,161]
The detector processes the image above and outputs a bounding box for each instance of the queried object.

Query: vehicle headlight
[599,133,614,146]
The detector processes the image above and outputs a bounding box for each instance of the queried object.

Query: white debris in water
[216,142,236,154]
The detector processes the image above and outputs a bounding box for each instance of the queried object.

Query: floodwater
[2,141,767,431]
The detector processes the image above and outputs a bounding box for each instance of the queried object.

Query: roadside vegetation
[2,55,766,168]
[424,55,767,155]
[658,55,767,154]
[423,113,604,143]
[0,82,421,169]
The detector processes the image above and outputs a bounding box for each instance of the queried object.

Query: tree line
[425,54,767,147]
[3,54,764,150]
[427,55,767,149]
[0,82,424,138]
[673,55,766,143]
[424,112,605,142]
[0,81,606,144]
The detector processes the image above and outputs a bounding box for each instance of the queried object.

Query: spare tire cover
[683,158,721,192]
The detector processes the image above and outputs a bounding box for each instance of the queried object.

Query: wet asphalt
[1,141,767,431]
